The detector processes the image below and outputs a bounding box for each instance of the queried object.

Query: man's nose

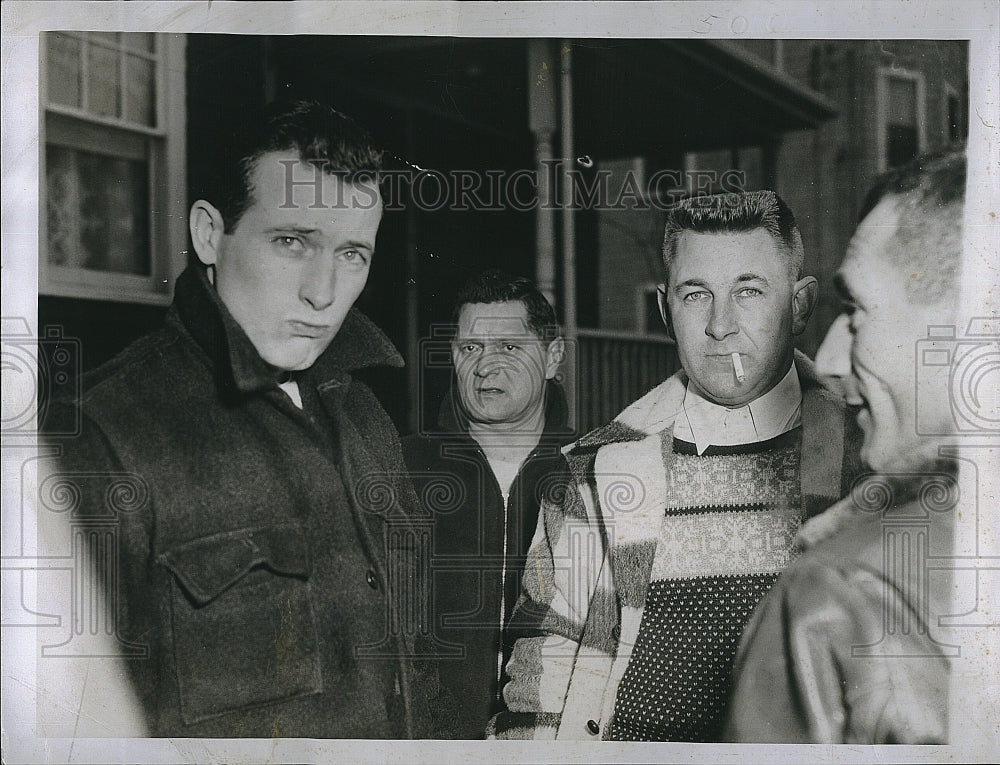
[474,349,503,377]
[816,314,864,404]
[705,298,738,340]
[816,314,853,377]
[299,253,336,311]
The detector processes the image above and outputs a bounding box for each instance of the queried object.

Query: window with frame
[876,67,926,172]
[41,32,186,305]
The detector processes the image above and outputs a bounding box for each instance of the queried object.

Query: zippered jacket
[402,380,574,738]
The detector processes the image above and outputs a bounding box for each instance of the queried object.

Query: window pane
[87,43,120,118]
[46,145,82,267]
[46,144,151,275]
[125,54,156,126]
[888,77,918,128]
[47,34,81,108]
[89,32,119,44]
[887,125,919,168]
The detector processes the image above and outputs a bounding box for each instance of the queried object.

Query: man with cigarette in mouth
[489,190,861,740]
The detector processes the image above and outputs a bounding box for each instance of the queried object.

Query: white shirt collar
[278,379,303,409]
[673,362,802,455]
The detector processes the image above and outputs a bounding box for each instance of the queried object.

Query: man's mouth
[476,386,505,395]
[288,321,331,338]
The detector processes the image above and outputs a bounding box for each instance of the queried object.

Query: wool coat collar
[171,264,403,396]
[571,350,829,451]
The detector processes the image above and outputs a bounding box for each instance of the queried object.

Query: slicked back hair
[857,148,966,305]
[662,190,805,280]
[452,269,560,342]
[200,100,384,234]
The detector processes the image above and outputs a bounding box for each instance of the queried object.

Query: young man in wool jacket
[40,102,437,737]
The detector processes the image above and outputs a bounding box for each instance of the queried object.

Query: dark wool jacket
[45,265,436,738]
[401,380,574,738]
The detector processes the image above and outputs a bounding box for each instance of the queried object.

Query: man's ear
[189,200,226,268]
[656,284,674,339]
[545,336,565,379]
[791,276,819,336]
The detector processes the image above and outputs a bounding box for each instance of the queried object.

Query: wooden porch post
[528,39,558,310]
[559,40,578,431]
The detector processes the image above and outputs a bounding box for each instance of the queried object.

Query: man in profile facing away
[43,101,434,737]
[403,270,572,738]
[490,190,862,740]
[725,149,968,744]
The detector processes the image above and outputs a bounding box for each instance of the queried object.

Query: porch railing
[572,328,679,434]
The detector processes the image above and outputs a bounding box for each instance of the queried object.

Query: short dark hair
[662,190,805,279]
[451,269,559,341]
[857,148,966,304]
[204,100,384,233]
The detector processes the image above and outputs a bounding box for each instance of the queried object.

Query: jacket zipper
[496,490,510,702]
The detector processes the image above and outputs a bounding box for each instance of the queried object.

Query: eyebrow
[342,239,375,252]
[672,273,769,294]
[735,272,769,285]
[672,278,708,294]
[264,226,317,235]
[456,335,532,344]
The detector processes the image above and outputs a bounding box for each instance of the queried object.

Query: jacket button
[366,569,379,590]
[587,719,600,735]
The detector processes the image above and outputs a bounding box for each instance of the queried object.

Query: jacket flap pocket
[159,522,311,606]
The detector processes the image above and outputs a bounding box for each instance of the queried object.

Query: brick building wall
[775,40,968,354]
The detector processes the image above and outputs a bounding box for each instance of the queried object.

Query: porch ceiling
[275,36,836,160]
[571,39,838,158]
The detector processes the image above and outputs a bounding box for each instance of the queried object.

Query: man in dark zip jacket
[402,270,573,738]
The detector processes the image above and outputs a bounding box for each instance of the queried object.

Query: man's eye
[274,236,305,252]
[339,248,369,265]
[736,287,763,298]
[682,291,709,304]
[503,344,519,352]
[461,344,481,354]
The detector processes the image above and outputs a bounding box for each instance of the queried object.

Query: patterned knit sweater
[488,353,862,741]
[608,431,803,741]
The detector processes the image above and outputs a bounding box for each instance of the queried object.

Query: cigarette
[732,352,746,383]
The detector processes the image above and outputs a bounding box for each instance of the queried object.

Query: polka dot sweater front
[608,430,803,741]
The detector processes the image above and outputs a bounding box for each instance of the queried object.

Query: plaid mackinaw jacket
[487,352,862,740]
